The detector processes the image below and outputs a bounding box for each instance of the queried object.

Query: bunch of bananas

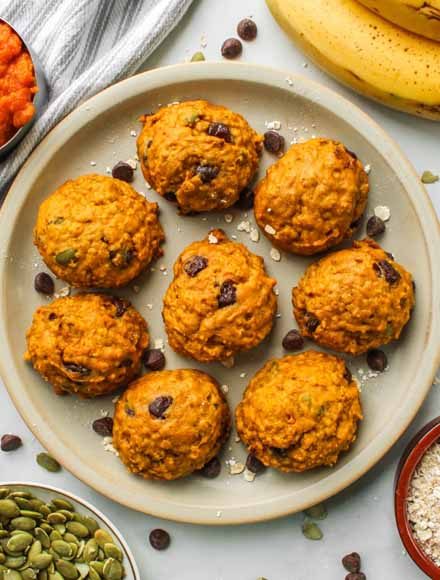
[266,0,440,119]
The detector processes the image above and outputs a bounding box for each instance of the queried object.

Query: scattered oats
[224,214,234,224]
[221,356,235,368]
[274,287,280,296]
[130,130,137,137]
[235,435,241,443]
[374,205,391,222]
[244,469,256,482]
[311,123,316,129]
[90,161,96,167]
[146,303,153,310]
[159,265,167,271]
[265,120,281,130]
[302,62,308,68]
[154,338,165,351]
[250,228,260,242]
[145,182,152,190]
[221,384,229,394]
[162,271,167,276]
[202,216,208,221]
[231,234,237,240]
[132,285,140,294]
[54,286,71,298]
[364,163,371,174]
[208,232,219,244]
[216,511,222,518]
[285,76,294,86]
[228,461,245,475]
[239,372,247,378]
[102,437,119,456]
[237,220,251,233]
[112,395,120,403]
[275,313,282,319]
[100,409,109,417]
[126,158,137,170]
[270,247,281,262]
[105,166,112,174]
[264,224,276,235]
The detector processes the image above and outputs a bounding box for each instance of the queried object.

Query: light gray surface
[1,0,439,578]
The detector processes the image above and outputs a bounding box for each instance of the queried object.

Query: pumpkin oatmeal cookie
[162,229,277,363]
[137,100,262,214]
[235,350,362,472]
[293,239,415,355]
[25,293,148,398]
[254,138,369,255]
[113,369,231,480]
[34,174,164,288]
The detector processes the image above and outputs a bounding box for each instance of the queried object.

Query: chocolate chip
[373,260,401,285]
[112,297,130,318]
[246,454,266,474]
[345,574,366,580]
[164,191,177,202]
[149,529,170,551]
[142,349,166,371]
[64,362,91,376]
[237,18,258,41]
[344,366,353,382]
[48,312,57,320]
[196,164,219,183]
[149,395,173,419]
[221,37,242,59]
[350,217,362,230]
[198,456,221,479]
[119,358,132,368]
[271,447,288,458]
[342,552,361,573]
[263,131,285,154]
[236,187,254,209]
[366,215,385,237]
[218,280,237,308]
[184,255,208,277]
[207,122,232,142]
[1,434,22,452]
[282,329,304,351]
[92,417,113,437]
[34,272,54,295]
[304,312,320,333]
[112,161,134,183]
[366,349,387,372]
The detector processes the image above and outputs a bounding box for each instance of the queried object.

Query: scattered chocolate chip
[218,280,237,308]
[184,255,208,277]
[342,552,361,573]
[34,272,54,295]
[366,349,387,372]
[142,349,166,371]
[263,130,285,154]
[282,329,304,351]
[344,366,353,382]
[366,215,385,237]
[92,417,114,437]
[236,187,254,209]
[64,362,91,376]
[48,312,57,321]
[271,447,288,458]
[1,434,22,452]
[221,37,242,59]
[373,260,401,285]
[196,164,219,183]
[208,122,232,142]
[304,312,320,333]
[112,161,134,183]
[198,456,222,479]
[164,191,177,202]
[246,454,266,474]
[237,18,258,41]
[119,358,132,368]
[350,217,362,230]
[149,529,170,551]
[149,395,173,419]
[112,297,130,318]
[345,574,366,580]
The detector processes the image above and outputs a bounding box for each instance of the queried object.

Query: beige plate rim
[0,62,439,525]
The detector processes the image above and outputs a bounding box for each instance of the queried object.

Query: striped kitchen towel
[0,0,194,196]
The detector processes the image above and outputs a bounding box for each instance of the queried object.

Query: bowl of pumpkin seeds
[0,483,139,579]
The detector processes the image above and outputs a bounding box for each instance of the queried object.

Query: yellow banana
[266,0,440,120]
[357,0,440,41]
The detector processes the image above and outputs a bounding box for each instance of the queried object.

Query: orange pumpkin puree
[0,22,37,147]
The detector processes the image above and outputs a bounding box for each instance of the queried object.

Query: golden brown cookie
[25,293,148,398]
[236,350,362,472]
[34,174,164,288]
[162,229,277,362]
[113,369,231,480]
[137,100,262,214]
[293,239,415,355]
[254,138,369,255]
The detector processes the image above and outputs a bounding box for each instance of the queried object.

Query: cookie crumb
[221,356,235,368]
[237,220,251,233]
[374,205,391,222]
[221,384,229,394]
[364,163,371,174]
[90,161,96,167]
[224,214,234,224]
[244,468,256,482]
[154,338,165,351]
[270,247,281,262]
[264,224,276,235]
[130,130,137,137]
[208,232,219,244]
[250,227,260,242]
[102,437,119,456]
[265,120,281,130]
[126,158,137,170]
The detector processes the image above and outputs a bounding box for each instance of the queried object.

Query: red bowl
[395,417,440,579]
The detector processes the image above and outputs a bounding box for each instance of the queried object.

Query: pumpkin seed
[19,511,43,520]
[88,569,101,580]
[102,558,123,580]
[3,571,22,580]
[74,563,89,579]
[421,170,439,184]
[0,490,10,500]
[47,573,63,580]
[304,503,327,520]
[38,571,48,580]
[47,514,66,526]
[89,561,104,575]
[54,559,79,579]
[36,454,61,473]
[94,530,112,549]
[22,570,38,580]
[35,528,51,549]
[83,539,99,563]
[63,533,78,545]
[190,51,205,62]
[8,493,31,500]
[6,532,33,552]
[51,540,73,558]
[9,518,36,532]
[74,516,98,536]
[0,501,19,519]
[103,543,122,562]
[27,540,42,559]
[3,555,26,569]
[13,499,31,510]
[65,522,89,539]
[302,521,323,541]
[0,553,4,564]
[55,249,77,265]
[51,499,73,512]
[30,552,53,570]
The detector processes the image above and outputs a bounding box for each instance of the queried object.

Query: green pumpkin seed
[88,569,100,580]
[6,532,33,552]
[53,525,65,536]
[51,540,73,558]
[74,563,89,579]
[74,516,98,536]
[28,499,45,512]
[0,500,20,519]
[38,572,48,580]
[190,51,205,62]
[30,552,53,570]
[19,510,43,520]
[103,543,122,562]
[63,534,78,545]
[13,498,31,510]
[9,517,36,532]
[94,530,112,549]
[54,559,79,579]
[0,553,4,564]
[47,513,66,526]
[51,499,74,512]
[83,539,99,563]
[3,571,23,580]
[4,555,26,569]
[58,510,74,522]
[35,528,51,550]
[421,170,439,184]
[49,531,63,543]
[302,521,323,541]
[102,558,123,580]
[22,570,38,580]
[36,454,61,473]
[8,493,31,500]
[66,522,89,539]
[27,540,42,560]
[55,249,77,266]
[47,573,63,580]
[89,561,104,574]
[304,503,327,521]
[0,490,10,500]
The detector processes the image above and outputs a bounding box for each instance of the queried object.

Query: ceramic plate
[0,63,439,525]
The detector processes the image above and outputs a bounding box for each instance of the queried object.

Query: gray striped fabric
[0,0,193,196]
